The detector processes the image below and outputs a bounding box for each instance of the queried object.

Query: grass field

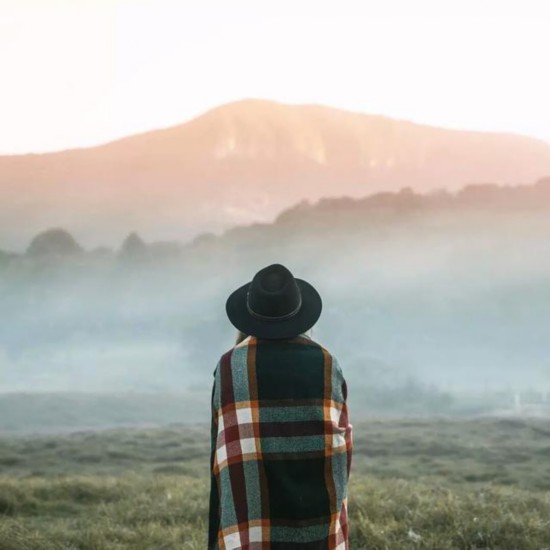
[1,418,550,549]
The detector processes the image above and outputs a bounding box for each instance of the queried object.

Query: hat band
[246,293,302,321]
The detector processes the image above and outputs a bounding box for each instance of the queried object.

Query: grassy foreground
[1,475,550,549]
[1,418,550,549]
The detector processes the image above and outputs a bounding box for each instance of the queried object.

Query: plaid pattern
[208,335,352,549]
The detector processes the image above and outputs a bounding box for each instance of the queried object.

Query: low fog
[1,182,549,430]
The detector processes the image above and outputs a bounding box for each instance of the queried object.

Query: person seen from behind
[208,264,353,549]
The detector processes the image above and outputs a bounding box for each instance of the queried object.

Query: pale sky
[1,0,550,154]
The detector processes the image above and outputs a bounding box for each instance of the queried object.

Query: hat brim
[225,278,322,339]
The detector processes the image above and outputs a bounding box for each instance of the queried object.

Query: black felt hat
[225,264,322,339]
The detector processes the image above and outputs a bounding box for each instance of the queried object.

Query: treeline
[1,177,550,266]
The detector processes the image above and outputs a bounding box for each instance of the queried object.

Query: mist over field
[1,180,550,431]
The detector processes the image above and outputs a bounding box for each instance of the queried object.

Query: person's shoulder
[295,339,345,385]
[217,336,255,365]
[217,335,339,360]
[235,335,255,349]
[291,337,341,366]
[306,339,343,373]
[298,335,337,357]
[287,334,325,350]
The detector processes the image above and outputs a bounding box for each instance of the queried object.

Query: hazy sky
[1,0,549,154]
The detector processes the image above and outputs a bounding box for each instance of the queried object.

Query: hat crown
[247,264,302,320]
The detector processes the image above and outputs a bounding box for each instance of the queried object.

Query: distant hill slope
[2,99,550,249]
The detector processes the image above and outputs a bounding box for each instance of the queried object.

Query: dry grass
[1,418,550,549]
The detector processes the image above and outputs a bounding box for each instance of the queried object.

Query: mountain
[2,99,550,250]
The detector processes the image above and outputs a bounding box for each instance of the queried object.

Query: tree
[26,228,82,258]
[118,232,147,260]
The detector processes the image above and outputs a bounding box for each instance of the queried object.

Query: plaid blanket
[208,335,352,549]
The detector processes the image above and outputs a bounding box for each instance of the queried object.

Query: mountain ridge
[2,99,550,249]
[2,178,549,257]
[5,99,550,158]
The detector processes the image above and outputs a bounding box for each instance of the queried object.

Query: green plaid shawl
[208,335,352,549]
